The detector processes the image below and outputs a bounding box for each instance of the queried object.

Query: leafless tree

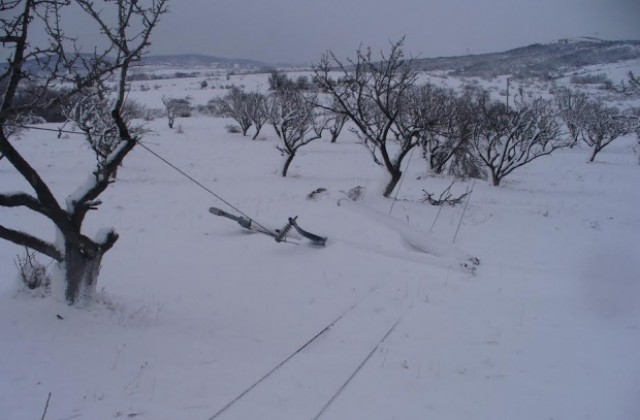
[411,84,482,178]
[553,87,589,148]
[0,0,168,305]
[469,91,565,186]
[581,100,633,162]
[267,69,293,93]
[629,72,640,91]
[213,87,253,136]
[313,39,421,197]
[628,72,640,94]
[269,90,327,177]
[245,92,269,140]
[327,109,348,144]
[616,71,640,96]
[630,107,640,164]
[65,91,147,179]
[162,96,191,129]
[410,84,452,170]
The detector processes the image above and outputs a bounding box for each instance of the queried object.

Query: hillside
[5,38,639,77]
[132,38,640,78]
[1,111,638,419]
[139,53,267,69]
[2,36,640,420]
[415,38,640,78]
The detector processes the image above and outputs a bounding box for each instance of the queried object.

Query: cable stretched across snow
[206,293,373,420]
[20,124,277,237]
[312,317,403,420]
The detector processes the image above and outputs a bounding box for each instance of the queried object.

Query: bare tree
[628,72,640,94]
[0,0,168,305]
[327,109,348,144]
[626,107,640,164]
[409,84,481,177]
[267,69,294,93]
[65,91,147,179]
[213,87,253,136]
[553,87,589,148]
[581,100,632,162]
[470,91,565,186]
[629,72,640,91]
[246,92,269,140]
[313,39,421,197]
[616,71,640,96]
[410,83,453,171]
[162,96,191,129]
[269,90,327,177]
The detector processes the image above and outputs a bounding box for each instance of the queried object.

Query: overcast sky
[142,0,640,63]
[13,0,640,64]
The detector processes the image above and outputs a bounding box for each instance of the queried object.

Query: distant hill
[0,53,268,74]
[415,38,640,79]
[5,38,639,78]
[139,53,267,69]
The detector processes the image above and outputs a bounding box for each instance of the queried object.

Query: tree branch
[0,224,62,261]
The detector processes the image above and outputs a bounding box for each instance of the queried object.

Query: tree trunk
[491,171,501,186]
[382,169,402,198]
[252,126,262,140]
[588,146,599,162]
[428,150,439,171]
[282,152,295,177]
[433,159,447,174]
[64,242,103,305]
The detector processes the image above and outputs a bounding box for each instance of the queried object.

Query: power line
[20,125,78,136]
[18,124,276,236]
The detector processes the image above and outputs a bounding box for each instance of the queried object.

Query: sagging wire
[17,124,277,237]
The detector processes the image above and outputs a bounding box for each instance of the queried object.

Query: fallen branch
[421,180,469,206]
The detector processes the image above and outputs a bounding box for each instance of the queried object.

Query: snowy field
[1,70,640,420]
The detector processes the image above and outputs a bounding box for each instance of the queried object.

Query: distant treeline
[126,71,201,81]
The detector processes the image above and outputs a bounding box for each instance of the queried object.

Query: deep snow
[1,70,639,420]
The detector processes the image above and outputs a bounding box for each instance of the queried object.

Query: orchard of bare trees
[554,85,636,162]
[4,13,637,307]
[212,39,637,192]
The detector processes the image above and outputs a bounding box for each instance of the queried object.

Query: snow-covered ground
[1,70,639,420]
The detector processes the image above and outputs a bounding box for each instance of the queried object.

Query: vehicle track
[205,286,407,419]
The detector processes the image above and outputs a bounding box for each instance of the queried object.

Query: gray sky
[13,0,640,64]
[148,0,640,63]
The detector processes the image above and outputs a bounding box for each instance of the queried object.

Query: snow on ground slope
[1,96,639,418]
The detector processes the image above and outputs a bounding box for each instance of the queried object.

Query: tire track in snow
[206,287,408,419]
[312,317,403,420]
[206,288,377,420]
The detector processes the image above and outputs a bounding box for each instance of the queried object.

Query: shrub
[570,73,613,87]
[15,248,50,292]
[225,124,242,134]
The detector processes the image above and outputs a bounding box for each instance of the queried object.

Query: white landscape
[2,2,640,418]
[2,64,640,420]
